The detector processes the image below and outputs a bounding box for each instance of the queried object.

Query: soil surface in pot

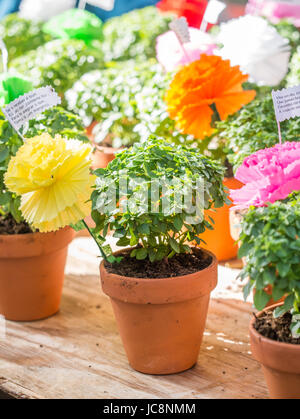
[254,310,300,345]
[0,214,32,235]
[104,248,212,279]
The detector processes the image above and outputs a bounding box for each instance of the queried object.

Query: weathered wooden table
[0,237,268,399]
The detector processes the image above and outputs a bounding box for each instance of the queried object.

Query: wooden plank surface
[0,237,267,399]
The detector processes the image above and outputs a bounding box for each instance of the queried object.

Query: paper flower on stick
[246,0,300,27]
[5,134,95,232]
[230,142,300,209]
[217,15,291,86]
[165,54,256,139]
[156,28,215,72]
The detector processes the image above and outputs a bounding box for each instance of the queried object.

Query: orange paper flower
[165,54,256,139]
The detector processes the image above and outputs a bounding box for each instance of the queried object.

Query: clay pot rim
[100,247,218,304]
[0,226,75,259]
[101,246,217,282]
[249,302,300,350]
[0,225,71,241]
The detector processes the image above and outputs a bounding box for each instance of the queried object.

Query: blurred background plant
[9,39,104,96]
[101,6,174,62]
[0,13,52,62]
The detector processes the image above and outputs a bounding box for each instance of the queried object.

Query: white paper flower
[217,15,291,86]
[19,0,76,21]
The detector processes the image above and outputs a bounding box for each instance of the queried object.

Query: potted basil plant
[91,136,228,374]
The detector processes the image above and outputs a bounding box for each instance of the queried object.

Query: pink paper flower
[246,0,300,27]
[230,142,300,209]
[156,28,215,73]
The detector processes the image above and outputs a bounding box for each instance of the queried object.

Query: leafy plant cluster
[0,13,52,62]
[91,137,227,262]
[0,107,89,223]
[218,93,300,172]
[239,193,300,337]
[9,39,104,95]
[274,19,300,56]
[286,46,300,87]
[101,6,174,62]
[66,59,173,148]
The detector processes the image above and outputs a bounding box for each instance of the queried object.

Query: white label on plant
[204,0,226,24]
[78,0,114,10]
[272,85,300,123]
[2,86,61,131]
[169,17,191,44]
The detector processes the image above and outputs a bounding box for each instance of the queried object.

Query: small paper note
[204,0,226,24]
[169,17,191,44]
[2,86,61,132]
[78,0,114,10]
[272,85,300,123]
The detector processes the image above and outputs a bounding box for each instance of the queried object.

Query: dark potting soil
[254,310,300,345]
[0,214,32,235]
[104,247,213,279]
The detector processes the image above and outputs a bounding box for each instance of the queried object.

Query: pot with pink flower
[230,141,300,306]
[230,141,300,398]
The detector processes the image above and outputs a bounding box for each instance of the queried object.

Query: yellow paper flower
[5,133,95,232]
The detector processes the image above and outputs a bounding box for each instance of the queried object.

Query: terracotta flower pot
[100,248,218,375]
[91,144,120,170]
[0,227,75,321]
[86,121,98,141]
[196,177,243,261]
[249,303,300,399]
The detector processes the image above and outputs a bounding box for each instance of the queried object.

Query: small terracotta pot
[0,227,75,321]
[91,144,120,170]
[100,248,218,375]
[250,303,300,399]
[86,121,98,141]
[196,177,243,261]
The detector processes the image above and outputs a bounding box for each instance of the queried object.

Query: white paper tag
[2,86,61,132]
[272,85,300,123]
[169,17,191,44]
[78,0,114,10]
[204,0,226,24]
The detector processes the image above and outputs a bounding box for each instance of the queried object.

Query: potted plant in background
[230,141,300,306]
[230,141,300,398]
[65,59,170,168]
[1,133,94,322]
[164,54,256,261]
[218,93,300,244]
[91,136,228,374]
[238,195,300,399]
[0,88,92,321]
